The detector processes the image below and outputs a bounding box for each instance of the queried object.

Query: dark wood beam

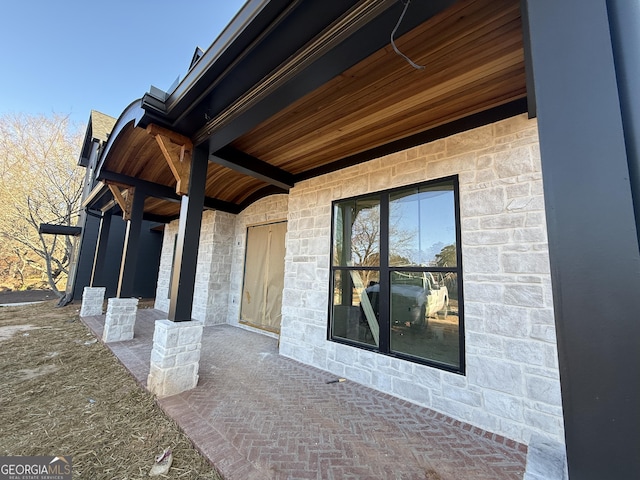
[38,224,82,236]
[203,196,242,215]
[100,170,181,203]
[211,146,294,190]
[237,185,288,211]
[99,170,241,214]
[295,99,528,183]
[142,213,178,224]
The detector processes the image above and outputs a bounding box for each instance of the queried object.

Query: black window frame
[327,175,465,374]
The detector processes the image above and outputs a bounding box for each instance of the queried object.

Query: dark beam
[296,99,528,182]
[169,146,208,321]
[38,224,82,236]
[100,169,241,215]
[524,0,640,478]
[211,146,294,190]
[100,170,181,203]
[203,196,242,214]
[142,213,177,224]
[90,212,112,287]
[116,190,145,298]
[237,185,288,211]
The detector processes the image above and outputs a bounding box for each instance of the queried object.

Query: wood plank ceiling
[101,0,525,220]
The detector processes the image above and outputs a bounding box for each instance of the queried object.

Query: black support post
[523,1,640,478]
[116,191,145,298]
[607,0,640,251]
[90,212,112,287]
[168,146,208,322]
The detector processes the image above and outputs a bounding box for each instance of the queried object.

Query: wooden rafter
[107,183,135,221]
[147,124,193,196]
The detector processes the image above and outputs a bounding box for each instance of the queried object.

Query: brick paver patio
[82,309,527,480]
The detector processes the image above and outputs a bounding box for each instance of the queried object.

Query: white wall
[278,114,564,446]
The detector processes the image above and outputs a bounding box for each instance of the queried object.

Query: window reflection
[333,197,381,267]
[389,184,456,267]
[390,272,460,368]
[332,269,379,347]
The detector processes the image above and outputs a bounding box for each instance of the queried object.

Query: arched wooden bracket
[146,124,193,196]
[107,183,135,221]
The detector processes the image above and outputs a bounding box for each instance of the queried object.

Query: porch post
[90,211,112,287]
[607,0,640,249]
[147,145,207,397]
[168,146,208,321]
[116,189,145,298]
[523,1,640,478]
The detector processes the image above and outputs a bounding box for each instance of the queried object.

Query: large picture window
[329,177,464,373]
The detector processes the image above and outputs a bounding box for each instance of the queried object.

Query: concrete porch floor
[82,308,527,480]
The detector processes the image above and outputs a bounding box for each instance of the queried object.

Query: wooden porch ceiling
[99,0,525,221]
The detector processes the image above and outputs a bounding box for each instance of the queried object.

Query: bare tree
[0,113,83,295]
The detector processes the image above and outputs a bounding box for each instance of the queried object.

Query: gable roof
[78,110,117,167]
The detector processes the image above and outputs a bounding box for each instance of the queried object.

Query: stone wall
[192,210,235,324]
[278,114,564,446]
[227,195,289,328]
[154,210,235,325]
[154,221,179,313]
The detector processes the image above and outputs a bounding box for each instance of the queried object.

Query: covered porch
[82,309,527,480]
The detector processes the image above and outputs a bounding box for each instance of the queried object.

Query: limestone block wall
[278,114,564,446]
[154,221,179,313]
[227,195,289,327]
[192,210,235,324]
[154,210,235,325]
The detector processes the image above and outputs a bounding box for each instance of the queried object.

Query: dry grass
[0,301,223,479]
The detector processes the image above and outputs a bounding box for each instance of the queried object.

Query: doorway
[240,221,287,333]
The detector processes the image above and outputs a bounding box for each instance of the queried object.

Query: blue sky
[0,0,247,126]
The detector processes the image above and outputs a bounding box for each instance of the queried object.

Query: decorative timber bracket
[146,124,193,196]
[107,183,135,221]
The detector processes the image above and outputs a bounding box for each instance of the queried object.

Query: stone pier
[147,320,203,397]
[102,298,139,343]
[79,286,106,317]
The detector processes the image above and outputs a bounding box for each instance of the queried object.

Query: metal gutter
[141,0,275,120]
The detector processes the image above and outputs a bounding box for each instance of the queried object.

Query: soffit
[97,0,525,221]
[232,0,525,173]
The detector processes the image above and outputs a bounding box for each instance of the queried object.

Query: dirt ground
[0,300,223,480]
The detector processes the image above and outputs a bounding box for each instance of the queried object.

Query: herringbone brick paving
[83,309,527,480]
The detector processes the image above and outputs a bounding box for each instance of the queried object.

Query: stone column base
[524,434,568,480]
[79,287,106,317]
[147,320,203,398]
[102,298,139,343]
